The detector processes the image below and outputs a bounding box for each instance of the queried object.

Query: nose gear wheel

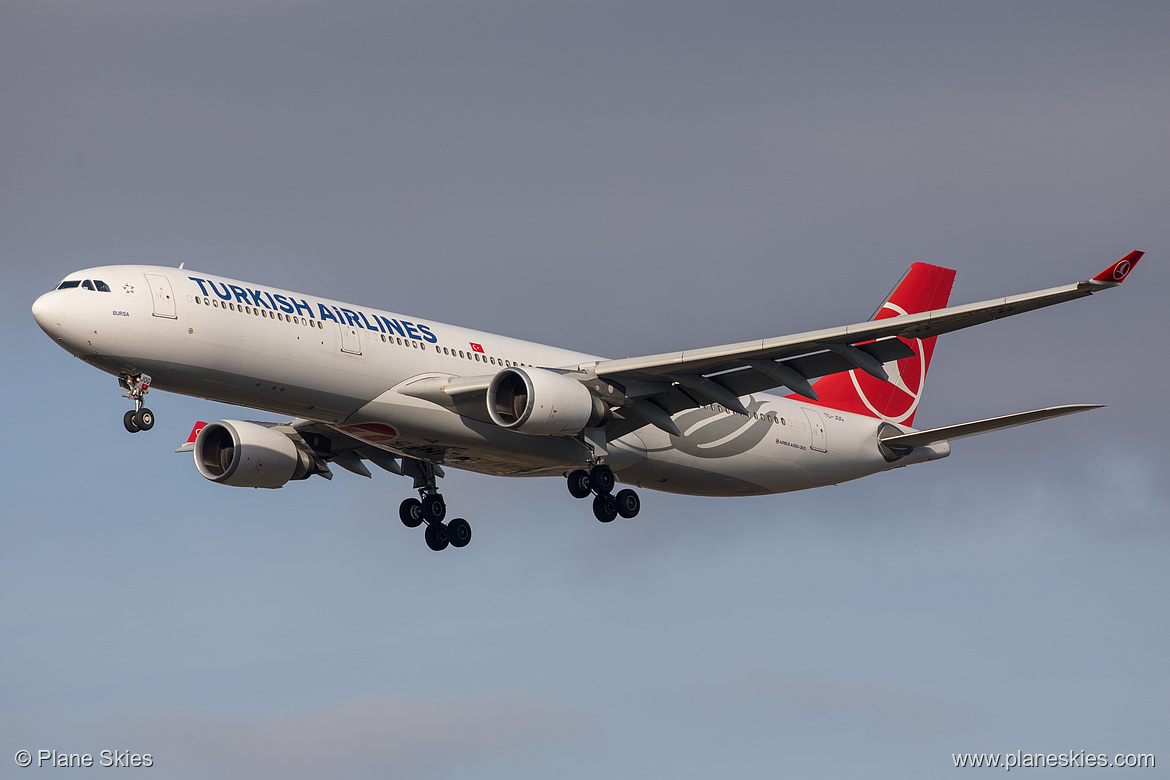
[119,374,155,434]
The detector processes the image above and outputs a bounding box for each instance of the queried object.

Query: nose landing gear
[120,374,155,433]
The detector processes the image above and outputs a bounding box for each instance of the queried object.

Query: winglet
[174,421,208,453]
[1089,250,1143,285]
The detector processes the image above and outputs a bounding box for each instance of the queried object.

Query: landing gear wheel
[399,498,424,528]
[425,522,450,551]
[134,407,155,431]
[589,464,615,495]
[615,489,641,519]
[447,518,472,548]
[567,469,592,499]
[123,409,141,433]
[421,494,447,523]
[593,493,618,523]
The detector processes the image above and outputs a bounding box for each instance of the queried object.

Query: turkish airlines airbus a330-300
[32,252,1142,551]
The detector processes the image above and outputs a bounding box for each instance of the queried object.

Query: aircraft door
[143,273,177,319]
[339,323,362,355]
[802,407,827,452]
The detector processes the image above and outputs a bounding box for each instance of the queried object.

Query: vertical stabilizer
[796,262,956,426]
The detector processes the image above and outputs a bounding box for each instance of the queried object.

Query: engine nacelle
[194,420,315,488]
[487,367,607,435]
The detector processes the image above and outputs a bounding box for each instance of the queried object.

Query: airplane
[31,251,1143,551]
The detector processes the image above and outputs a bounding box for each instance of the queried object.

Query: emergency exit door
[802,407,828,452]
[339,323,362,355]
[143,273,177,319]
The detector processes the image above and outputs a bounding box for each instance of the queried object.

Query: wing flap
[713,337,915,399]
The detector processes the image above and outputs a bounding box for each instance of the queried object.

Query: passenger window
[94,280,111,292]
[82,280,94,291]
[56,280,81,289]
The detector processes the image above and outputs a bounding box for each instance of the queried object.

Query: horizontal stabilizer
[879,404,1104,448]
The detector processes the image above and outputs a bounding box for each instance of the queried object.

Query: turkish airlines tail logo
[798,262,957,426]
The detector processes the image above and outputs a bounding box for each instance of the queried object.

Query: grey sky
[2,2,1167,778]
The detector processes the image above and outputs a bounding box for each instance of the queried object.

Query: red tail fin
[797,263,957,426]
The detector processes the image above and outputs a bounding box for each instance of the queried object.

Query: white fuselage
[32,266,948,496]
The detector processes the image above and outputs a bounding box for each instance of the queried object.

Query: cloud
[707,669,967,739]
[96,693,589,779]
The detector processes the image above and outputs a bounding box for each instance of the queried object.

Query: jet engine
[487,367,608,435]
[194,420,317,488]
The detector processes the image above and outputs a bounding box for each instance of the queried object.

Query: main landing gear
[120,374,155,433]
[398,459,471,552]
[567,463,640,523]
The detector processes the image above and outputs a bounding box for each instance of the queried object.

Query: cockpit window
[81,280,94,291]
[57,280,81,290]
[94,280,111,292]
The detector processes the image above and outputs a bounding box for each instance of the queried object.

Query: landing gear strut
[399,458,471,551]
[120,374,155,433]
[567,463,641,523]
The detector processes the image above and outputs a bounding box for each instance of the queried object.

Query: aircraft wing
[591,252,1142,436]
[395,253,1140,439]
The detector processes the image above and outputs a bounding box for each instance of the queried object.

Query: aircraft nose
[31,291,68,334]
